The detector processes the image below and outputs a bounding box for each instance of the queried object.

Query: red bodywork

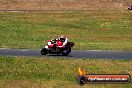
[56,41,63,46]
[48,40,63,48]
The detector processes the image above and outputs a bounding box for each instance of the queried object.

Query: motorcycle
[41,39,74,56]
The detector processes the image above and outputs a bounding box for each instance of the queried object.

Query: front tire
[41,48,48,55]
[61,47,71,56]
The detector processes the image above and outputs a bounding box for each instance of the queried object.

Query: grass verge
[0,56,131,88]
[0,10,132,50]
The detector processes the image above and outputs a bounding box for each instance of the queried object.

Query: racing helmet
[60,35,66,42]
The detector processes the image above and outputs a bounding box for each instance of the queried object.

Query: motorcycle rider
[58,35,68,48]
[48,35,68,48]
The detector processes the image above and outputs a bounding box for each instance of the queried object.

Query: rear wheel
[41,48,48,55]
[61,47,71,56]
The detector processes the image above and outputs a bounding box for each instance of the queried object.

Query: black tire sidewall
[61,47,71,56]
[41,48,48,55]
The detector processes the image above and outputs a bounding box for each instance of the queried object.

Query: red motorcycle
[41,39,74,56]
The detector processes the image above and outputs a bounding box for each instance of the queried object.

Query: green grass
[0,10,132,50]
[0,56,131,88]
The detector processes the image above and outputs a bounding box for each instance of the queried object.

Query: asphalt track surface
[0,48,132,59]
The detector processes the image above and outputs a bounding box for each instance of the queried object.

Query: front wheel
[61,47,71,56]
[41,48,48,55]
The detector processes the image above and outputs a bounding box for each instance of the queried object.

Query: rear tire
[61,47,71,56]
[41,48,48,55]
